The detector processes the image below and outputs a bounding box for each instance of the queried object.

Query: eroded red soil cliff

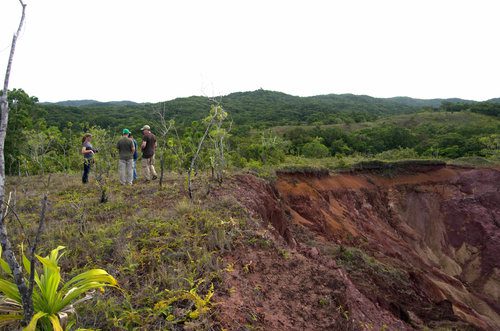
[215,164,499,330]
[274,165,499,330]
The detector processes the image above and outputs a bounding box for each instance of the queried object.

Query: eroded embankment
[274,165,500,330]
[215,174,413,330]
[220,164,499,330]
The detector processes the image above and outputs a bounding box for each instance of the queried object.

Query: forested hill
[385,96,475,108]
[44,100,140,107]
[40,89,499,130]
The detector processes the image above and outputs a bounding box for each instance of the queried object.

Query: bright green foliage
[233,131,288,167]
[375,148,419,160]
[206,105,230,182]
[4,89,500,177]
[19,127,64,175]
[5,89,45,175]
[440,101,500,117]
[478,134,500,157]
[86,126,117,174]
[284,112,500,160]
[302,138,330,158]
[154,280,214,323]
[156,120,188,173]
[0,246,117,330]
[351,125,417,154]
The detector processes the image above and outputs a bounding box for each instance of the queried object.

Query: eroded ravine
[272,165,500,330]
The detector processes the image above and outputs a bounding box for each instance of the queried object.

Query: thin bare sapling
[0,1,40,325]
[89,127,115,203]
[153,103,175,187]
[187,104,227,200]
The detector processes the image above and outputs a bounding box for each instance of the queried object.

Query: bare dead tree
[0,1,35,326]
[187,103,226,200]
[153,103,174,187]
[91,127,115,203]
[170,124,186,173]
[70,201,87,235]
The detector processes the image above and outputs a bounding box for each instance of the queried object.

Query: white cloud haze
[1,0,499,102]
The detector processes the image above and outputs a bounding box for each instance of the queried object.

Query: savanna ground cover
[3,173,253,330]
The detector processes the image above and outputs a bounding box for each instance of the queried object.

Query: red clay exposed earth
[214,164,500,330]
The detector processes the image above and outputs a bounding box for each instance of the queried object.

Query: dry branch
[0,1,34,326]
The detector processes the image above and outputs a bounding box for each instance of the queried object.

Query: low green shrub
[0,246,117,330]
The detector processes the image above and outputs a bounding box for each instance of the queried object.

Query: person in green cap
[116,128,135,185]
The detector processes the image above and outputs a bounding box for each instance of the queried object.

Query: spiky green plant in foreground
[0,246,117,330]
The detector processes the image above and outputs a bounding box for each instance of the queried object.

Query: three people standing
[82,125,157,185]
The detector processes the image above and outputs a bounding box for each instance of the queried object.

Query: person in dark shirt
[140,125,158,181]
[117,129,135,185]
[81,133,96,184]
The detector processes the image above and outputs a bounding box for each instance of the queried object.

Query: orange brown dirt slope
[214,164,499,330]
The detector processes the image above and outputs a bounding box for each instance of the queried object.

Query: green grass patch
[4,174,247,330]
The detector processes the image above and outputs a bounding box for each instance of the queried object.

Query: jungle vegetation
[6,88,500,176]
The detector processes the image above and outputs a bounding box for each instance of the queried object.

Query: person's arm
[141,140,146,150]
[131,141,135,153]
[81,146,93,155]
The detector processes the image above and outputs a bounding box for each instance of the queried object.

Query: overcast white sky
[0,0,499,102]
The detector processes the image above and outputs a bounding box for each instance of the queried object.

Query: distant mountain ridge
[40,89,500,130]
[385,96,476,108]
[42,100,140,107]
[44,91,499,108]
[486,97,500,104]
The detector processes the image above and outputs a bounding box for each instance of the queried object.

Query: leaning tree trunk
[0,1,34,326]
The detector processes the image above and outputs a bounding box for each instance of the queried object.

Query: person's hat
[141,125,151,131]
[122,128,131,135]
